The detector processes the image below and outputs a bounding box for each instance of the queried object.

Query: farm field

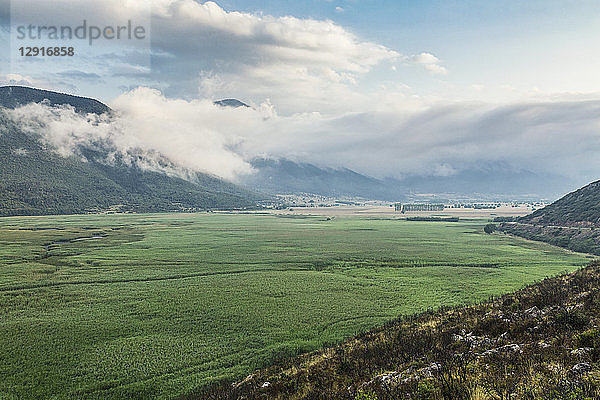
[0,213,593,399]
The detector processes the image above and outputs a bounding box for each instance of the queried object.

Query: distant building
[395,203,445,213]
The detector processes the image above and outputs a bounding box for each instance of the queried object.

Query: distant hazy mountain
[0,86,110,114]
[240,158,407,201]
[241,158,569,201]
[214,99,250,108]
[388,161,571,200]
[0,87,263,216]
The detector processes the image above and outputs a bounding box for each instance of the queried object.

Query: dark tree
[484,223,497,234]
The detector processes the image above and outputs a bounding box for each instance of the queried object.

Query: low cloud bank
[7,87,600,186]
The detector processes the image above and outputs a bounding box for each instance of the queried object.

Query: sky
[1,0,600,189]
[217,0,600,101]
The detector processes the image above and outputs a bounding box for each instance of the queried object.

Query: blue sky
[217,0,600,62]
[217,0,598,48]
[214,0,600,102]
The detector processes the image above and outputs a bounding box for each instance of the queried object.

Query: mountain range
[0,86,580,217]
[239,157,408,201]
[0,86,263,216]
[240,158,571,202]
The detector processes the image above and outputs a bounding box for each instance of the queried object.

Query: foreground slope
[200,261,600,400]
[0,87,262,215]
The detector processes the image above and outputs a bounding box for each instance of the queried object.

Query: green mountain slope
[520,180,600,226]
[0,88,264,216]
[498,179,600,255]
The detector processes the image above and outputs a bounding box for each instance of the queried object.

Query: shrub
[416,379,437,400]
[578,329,600,348]
[484,224,497,234]
[556,310,589,329]
[355,389,378,400]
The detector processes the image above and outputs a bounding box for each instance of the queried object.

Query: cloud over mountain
[7,87,600,193]
[3,1,600,194]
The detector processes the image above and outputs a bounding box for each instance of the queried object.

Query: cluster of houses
[394,203,445,213]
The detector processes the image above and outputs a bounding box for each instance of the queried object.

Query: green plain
[0,213,592,399]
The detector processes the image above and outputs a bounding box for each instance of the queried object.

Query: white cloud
[0,73,36,86]
[141,1,449,108]
[7,88,600,187]
[4,0,448,114]
[407,53,448,75]
[7,88,254,180]
[148,0,401,112]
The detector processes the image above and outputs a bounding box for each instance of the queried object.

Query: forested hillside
[0,87,264,216]
[499,180,600,255]
[520,180,600,226]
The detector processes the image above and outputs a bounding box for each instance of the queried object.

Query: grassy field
[0,213,593,399]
